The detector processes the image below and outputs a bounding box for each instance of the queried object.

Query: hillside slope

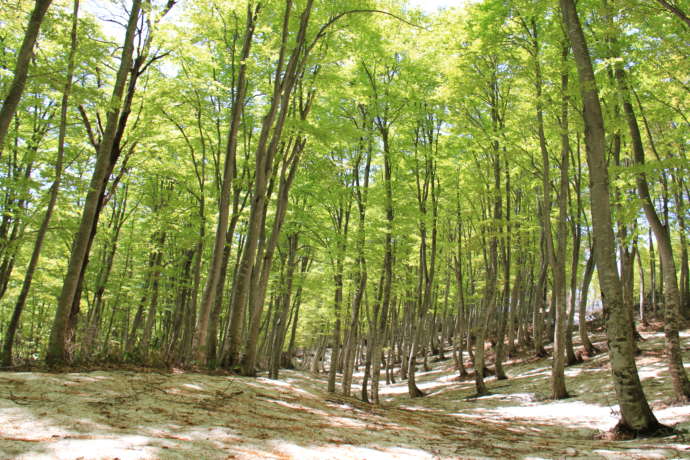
[1,330,689,459]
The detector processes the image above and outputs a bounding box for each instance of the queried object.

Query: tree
[1,0,80,367]
[0,0,54,159]
[193,1,259,366]
[559,0,665,435]
[46,0,144,366]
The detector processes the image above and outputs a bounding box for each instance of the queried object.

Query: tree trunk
[533,257,548,358]
[82,189,127,359]
[46,0,142,366]
[227,1,313,373]
[407,114,439,397]
[614,63,690,401]
[0,0,54,158]
[326,198,350,392]
[636,241,648,327]
[342,145,371,396]
[140,233,166,360]
[194,4,258,365]
[560,0,663,433]
[578,251,598,356]
[533,20,568,399]
[370,128,395,404]
[1,0,79,367]
[495,157,511,380]
[654,0,690,27]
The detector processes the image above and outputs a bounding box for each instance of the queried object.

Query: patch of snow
[483,400,618,430]
[182,383,204,391]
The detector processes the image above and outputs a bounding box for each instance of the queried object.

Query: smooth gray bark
[560,0,662,434]
[46,0,142,366]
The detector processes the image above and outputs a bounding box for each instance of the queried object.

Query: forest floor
[1,328,690,460]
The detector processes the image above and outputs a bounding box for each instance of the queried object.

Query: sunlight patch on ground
[379,378,456,396]
[438,372,460,382]
[182,383,204,391]
[274,378,319,397]
[0,407,72,439]
[466,399,618,430]
[380,384,418,396]
[245,376,318,398]
[565,366,608,377]
[418,379,457,393]
[594,448,677,459]
[1,329,689,459]
[479,392,536,403]
[257,377,293,387]
[273,441,436,460]
[325,416,368,428]
[518,367,551,378]
[397,405,445,415]
[646,330,690,340]
[637,363,668,380]
[269,398,330,416]
[12,436,158,460]
[415,367,447,378]
[654,405,690,427]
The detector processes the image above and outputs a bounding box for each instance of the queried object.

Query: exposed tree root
[409,384,425,398]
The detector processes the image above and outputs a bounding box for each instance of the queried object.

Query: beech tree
[0,0,687,439]
[559,0,664,435]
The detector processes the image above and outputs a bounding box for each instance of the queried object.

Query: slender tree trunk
[165,248,193,360]
[126,246,158,354]
[407,116,438,397]
[342,132,371,394]
[1,0,79,367]
[268,235,298,379]
[615,64,690,401]
[140,233,166,360]
[561,48,579,367]
[207,224,235,368]
[227,1,313,372]
[494,267,508,378]
[507,265,523,357]
[0,119,46,302]
[533,254,548,358]
[326,198,350,393]
[0,0,54,158]
[194,4,259,365]
[474,265,496,396]
[495,157,511,380]
[578,251,598,356]
[311,332,327,374]
[674,184,689,316]
[287,253,309,361]
[453,202,469,375]
[241,136,307,375]
[328,267,344,393]
[650,228,658,316]
[654,0,690,27]
[560,0,663,433]
[371,129,395,404]
[46,0,142,366]
[532,21,568,399]
[636,241,648,327]
[82,190,127,358]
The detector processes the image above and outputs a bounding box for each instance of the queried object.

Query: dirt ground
[1,330,689,459]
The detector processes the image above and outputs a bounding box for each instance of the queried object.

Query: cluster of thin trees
[0,0,688,437]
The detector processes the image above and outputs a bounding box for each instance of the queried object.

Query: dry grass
[1,330,689,459]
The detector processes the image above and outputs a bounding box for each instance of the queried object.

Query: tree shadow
[1,332,689,459]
